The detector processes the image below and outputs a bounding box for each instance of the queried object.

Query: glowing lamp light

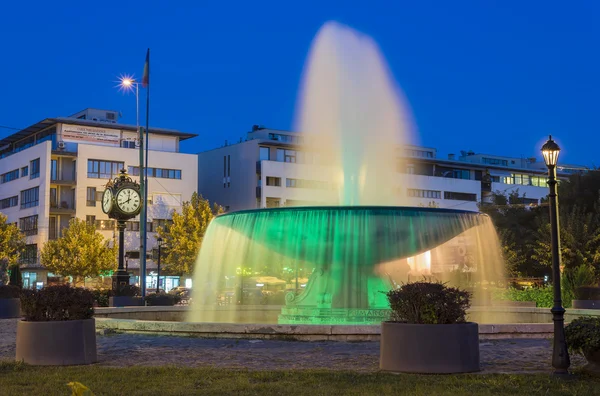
[541,135,560,167]
[256,283,265,287]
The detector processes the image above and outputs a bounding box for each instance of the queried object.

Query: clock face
[101,189,113,214]
[116,187,142,214]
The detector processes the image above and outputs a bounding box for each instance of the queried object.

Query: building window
[444,191,477,201]
[20,187,39,209]
[21,166,28,178]
[86,215,96,226]
[276,149,297,163]
[490,176,500,183]
[30,158,40,179]
[404,149,434,158]
[121,140,136,149]
[21,244,38,264]
[407,189,441,199]
[0,196,18,209]
[266,177,281,187]
[502,173,547,187]
[482,158,508,166]
[125,221,140,231]
[86,187,96,206]
[259,147,270,161]
[128,166,181,180]
[268,133,304,144]
[87,160,124,179]
[19,215,38,236]
[95,219,115,230]
[152,219,173,231]
[266,198,280,208]
[1,169,20,184]
[285,178,330,189]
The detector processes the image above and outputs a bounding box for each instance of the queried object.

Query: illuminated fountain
[188,22,504,324]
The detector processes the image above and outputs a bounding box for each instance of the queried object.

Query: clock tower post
[102,169,143,295]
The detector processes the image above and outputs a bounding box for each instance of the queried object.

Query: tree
[40,218,117,281]
[532,203,600,273]
[0,213,26,267]
[480,190,546,277]
[157,192,224,275]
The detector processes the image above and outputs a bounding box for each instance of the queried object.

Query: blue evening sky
[0,1,598,166]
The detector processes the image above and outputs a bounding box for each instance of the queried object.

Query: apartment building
[197,125,588,213]
[0,108,198,289]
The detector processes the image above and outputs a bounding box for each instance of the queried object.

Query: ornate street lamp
[541,135,570,374]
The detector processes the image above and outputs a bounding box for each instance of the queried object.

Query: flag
[141,49,150,88]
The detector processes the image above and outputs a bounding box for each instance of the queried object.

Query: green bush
[0,285,21,299]
[144,292,181,306]
[385,281,471,324]
[91,289,111,307]
[565,317,600,356]
[21,285,94,321]
[9,265,22,288]
[492,285,574,308]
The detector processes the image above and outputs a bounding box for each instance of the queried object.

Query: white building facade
[0,109,198,289]
[197,126,587,213]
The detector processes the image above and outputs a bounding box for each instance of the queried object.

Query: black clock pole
[112,220,129,292]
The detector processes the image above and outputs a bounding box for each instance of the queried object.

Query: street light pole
[541,135,570,375]
[157,237,162,294]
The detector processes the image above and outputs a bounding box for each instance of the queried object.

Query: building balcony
[51,149,77,157]
[50,177,76,186]
[256,186,262,198]
[49,200,76,215]
[256,161,262,173]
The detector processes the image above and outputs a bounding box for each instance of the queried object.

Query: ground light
[541,135,570,374]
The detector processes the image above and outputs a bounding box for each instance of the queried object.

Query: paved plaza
[0,319,586,373]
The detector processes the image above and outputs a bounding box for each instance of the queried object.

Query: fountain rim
[215,205,488,218]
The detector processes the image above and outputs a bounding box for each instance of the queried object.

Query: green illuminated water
[188,207,503,324]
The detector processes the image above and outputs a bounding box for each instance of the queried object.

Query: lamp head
[542,135,560,167]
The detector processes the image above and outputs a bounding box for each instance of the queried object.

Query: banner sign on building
[61,124,121,147]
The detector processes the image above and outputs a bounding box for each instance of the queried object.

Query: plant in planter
[565,317,600,373]
[109,284,143,307]
[145,292,181,306]
[380,281,479,374]
[0,259,21,319]
[16,285,97,365]
[565,264,599,309]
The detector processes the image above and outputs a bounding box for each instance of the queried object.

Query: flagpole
[140,48,150,296]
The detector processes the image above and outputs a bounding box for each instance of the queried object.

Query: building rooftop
[0,115,197,149]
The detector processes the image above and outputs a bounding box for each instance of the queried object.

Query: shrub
[492,285,574,308]
[91,289,111,307]
[0,285,21,299]
[564,264,597,299]
[385,281,471,324]
[9,265,22,288]
[144,292,181,306]
[114,284,140,297]
[20,285,94,321]
[565,317,600,356]
[573,286,600,301]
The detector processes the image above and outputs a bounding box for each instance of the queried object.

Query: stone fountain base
[279,306,390,325]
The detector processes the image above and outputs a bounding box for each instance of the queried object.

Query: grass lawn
[1,362,600,396]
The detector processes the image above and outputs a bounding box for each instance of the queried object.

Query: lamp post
[157,237,162,293]
[118,75,147,297]
[541,135,570,375]
[119,76,140,128]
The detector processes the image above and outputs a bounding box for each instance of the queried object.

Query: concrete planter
[16,319,97,365]
[572,300,600,310]
[380,322,480,374]
[0,298,21,319]
[110,296,144,307]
